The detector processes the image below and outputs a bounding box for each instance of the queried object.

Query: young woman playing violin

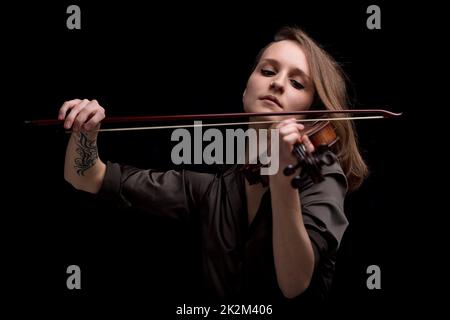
[58,26,368,306]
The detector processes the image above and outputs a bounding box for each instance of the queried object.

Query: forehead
[259,40,310,75]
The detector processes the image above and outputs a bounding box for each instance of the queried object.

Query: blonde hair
[256,26,368,192]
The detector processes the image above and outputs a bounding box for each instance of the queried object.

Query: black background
[4,1,442,318]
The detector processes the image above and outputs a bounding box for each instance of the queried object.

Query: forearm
[270,171,315,299]
[64,130,106,194]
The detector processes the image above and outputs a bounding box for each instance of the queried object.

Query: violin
[283,120,339,188]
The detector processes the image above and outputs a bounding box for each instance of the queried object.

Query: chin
[245,103,276,114]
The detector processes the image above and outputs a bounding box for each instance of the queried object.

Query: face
[243,40,315,123]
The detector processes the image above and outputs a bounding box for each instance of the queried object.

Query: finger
[280,120,305,132]
[279,122,305,136]
[64,99,90,130]
[58,99,81,120]
[285,119,304,131]
[282,132,302,145]
[82,107,106,131]
[72,102,98,132]
[280,124,301,136]
[301,135,315,153]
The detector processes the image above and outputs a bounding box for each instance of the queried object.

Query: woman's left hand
[275,118,315,170]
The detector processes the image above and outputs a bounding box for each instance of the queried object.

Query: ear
[242,89,247,102]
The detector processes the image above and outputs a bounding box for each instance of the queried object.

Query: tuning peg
[291,176,302,189]
[283,162,302,176]
[283,164,296,176]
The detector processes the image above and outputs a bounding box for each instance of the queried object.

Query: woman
[59,26,367,305]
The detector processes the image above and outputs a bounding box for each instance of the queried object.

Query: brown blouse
[96,153,348,304]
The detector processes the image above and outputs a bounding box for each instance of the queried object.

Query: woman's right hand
[58,99,106,132]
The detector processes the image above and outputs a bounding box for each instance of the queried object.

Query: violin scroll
[283,121,339,188]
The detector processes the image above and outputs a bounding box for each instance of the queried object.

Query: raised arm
[59,99,106,194]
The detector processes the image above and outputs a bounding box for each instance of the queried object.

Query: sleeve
[95,161,213,222]
[299,160,349,267]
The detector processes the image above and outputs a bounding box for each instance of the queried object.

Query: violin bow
[25,109,402,132]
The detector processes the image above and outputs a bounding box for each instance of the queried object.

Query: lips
[259,95,283,109]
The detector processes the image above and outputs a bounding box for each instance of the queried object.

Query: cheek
[245,77,259,95]
[286,91,315,111]
[243,93,250,112]
[243,77,259,110]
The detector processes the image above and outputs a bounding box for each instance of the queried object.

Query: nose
[269,78,284,93]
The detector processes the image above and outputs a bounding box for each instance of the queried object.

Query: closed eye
[261,69,276,76]
[291,79,305,90]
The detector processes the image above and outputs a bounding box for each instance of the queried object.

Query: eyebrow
[259,58,311,82]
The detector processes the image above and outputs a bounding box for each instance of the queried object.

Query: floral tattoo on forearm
[74,132,98,176]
